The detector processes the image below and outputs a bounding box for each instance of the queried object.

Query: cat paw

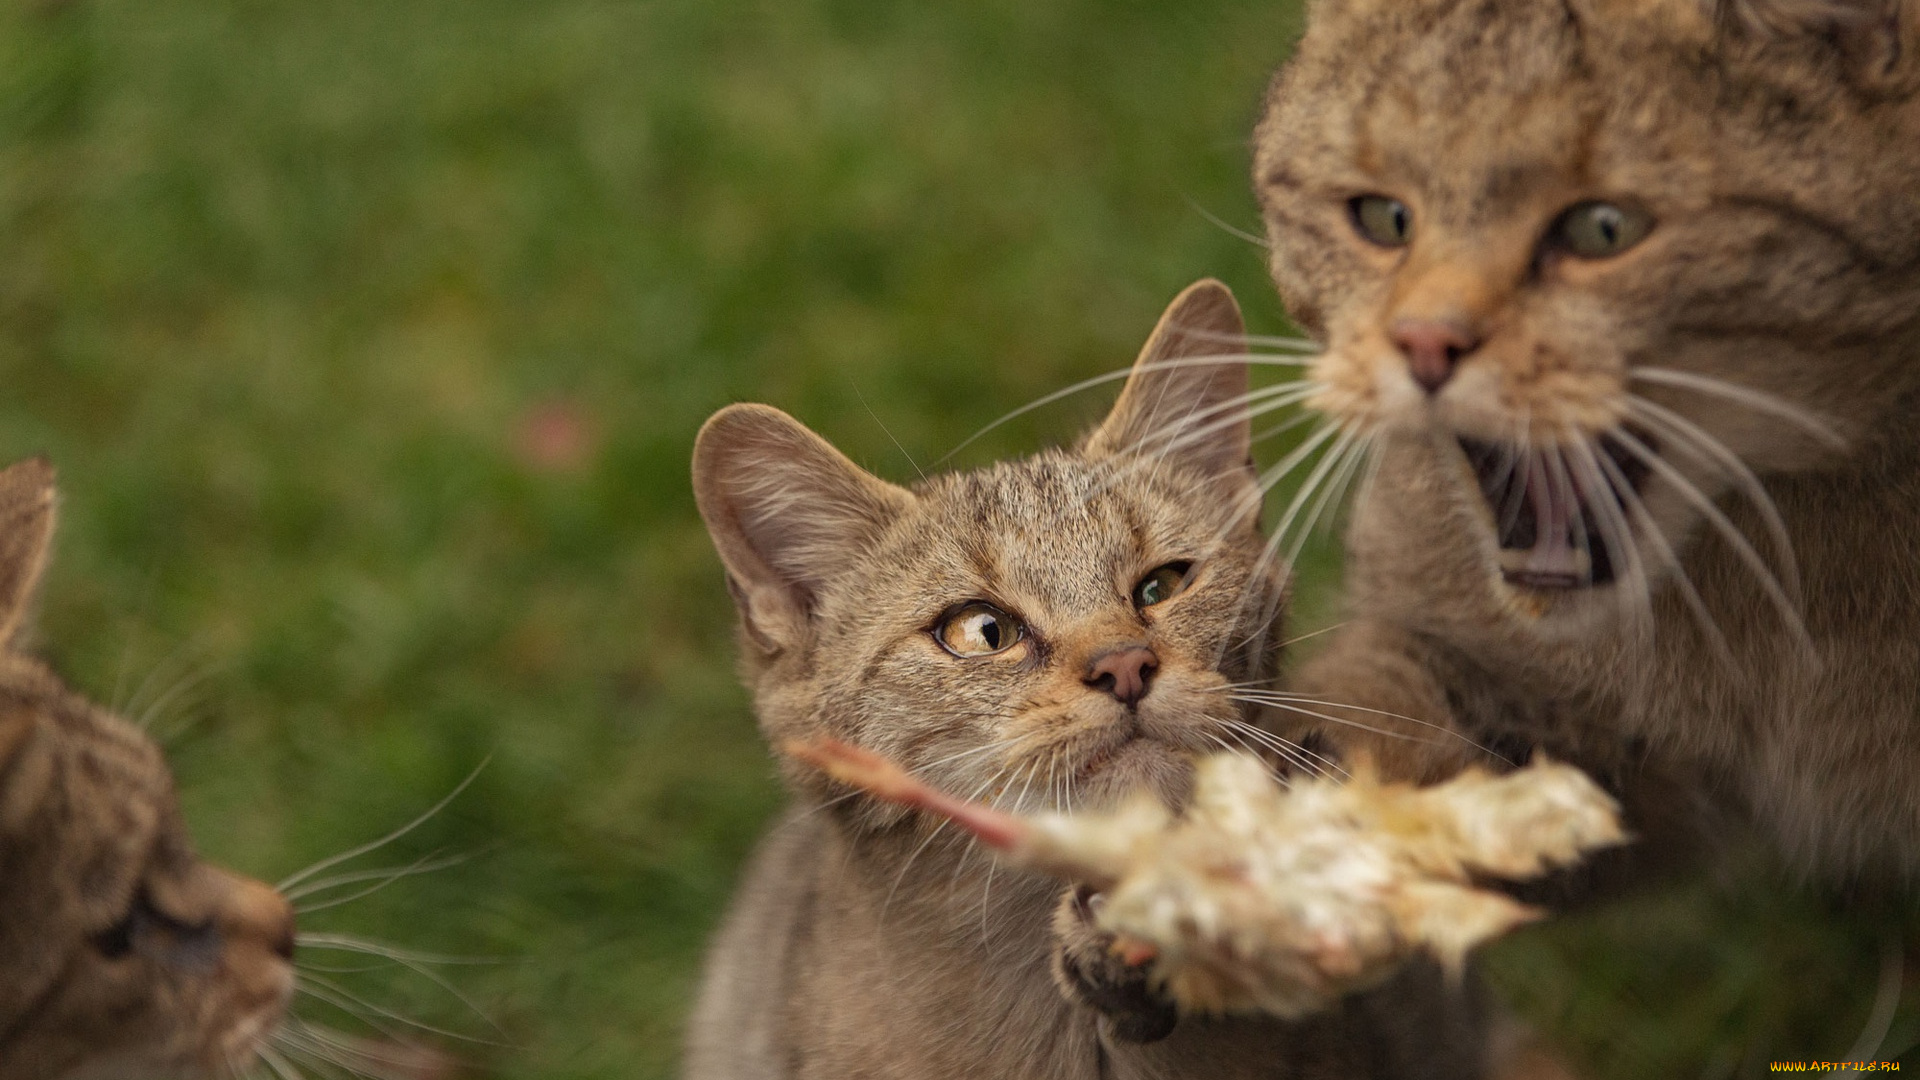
[1050,884,1178,1044]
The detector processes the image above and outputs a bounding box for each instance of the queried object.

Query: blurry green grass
[0,0,1908,1076]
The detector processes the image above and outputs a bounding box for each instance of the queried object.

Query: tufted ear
[1084,280,1257,507]
[693,405,915,656]
[1706,0,1920,91]
[0,458,55,652]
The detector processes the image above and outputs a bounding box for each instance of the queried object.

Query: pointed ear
[1083,279,1255,489]
[693,405,914,655]
[0,458,55,651]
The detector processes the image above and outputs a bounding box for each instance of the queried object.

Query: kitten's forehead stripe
[899,452,1223,625]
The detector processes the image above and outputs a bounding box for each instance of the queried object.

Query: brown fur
[0,459,295,1079]
[684,282,1490,1079]
[1252,0,1920,882]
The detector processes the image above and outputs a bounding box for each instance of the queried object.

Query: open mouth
[1457,433,1653,590]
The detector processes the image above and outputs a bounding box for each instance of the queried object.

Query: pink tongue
[1511,458,1585,579]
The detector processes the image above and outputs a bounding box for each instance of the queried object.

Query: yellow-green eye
[935,602,1024,658]
[1554,201,1654,259]
[1132,562,1193,608]
[1350,195,1413,248]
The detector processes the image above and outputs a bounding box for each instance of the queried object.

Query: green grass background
[0,0,1911,1075]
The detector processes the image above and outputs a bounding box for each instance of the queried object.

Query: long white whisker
[1006,755,1042,816]
[281,1020,405,1070]
[1250,409,1322,446]
[1630,366,1845,449]
[292,983,414,1046]
[1122,381,1317,465]
[1200,729,1288,785]
[976,857,999,942]
[1286,429,1370,568]
[294,935,504,1041]
[1242,331,1322,352]
[135,658,221,736]
[297,973,502,1046]
[295,960,390,975]
[255,1045,308,1080]
[1842,935,1905,1065]
[1610,427,1811,651]
[1562,435,1655,643]
[1228,691,1510,763]
[934,354,1315,467]
[1211,724,1291,777]
[1218,716,1340,780]
[295,933,500,967]
[912,733,1025,779]
[1183,196,1272,250]
[1590,436,1738,669]
[881,817,954,926]
[1539,442,1589,585]
[281,1019,444,1080]
[277,758,490,893]
[1095,382,1321,503]
[1226,418,1344,638]
[272,1028,366,1080]
[944,771,1011,899]
[290,850,478,909]
[1255,419,1343,503]
[1253,700,1449,750]
[1626,396,1801,602]
[1113,380,1305,495]
[117,643,204,723]
[1269,424,1358,564]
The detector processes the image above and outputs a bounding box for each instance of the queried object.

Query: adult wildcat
[684,281,1489,1079]
[0,458,297,1079]
[1253,0,1920,882]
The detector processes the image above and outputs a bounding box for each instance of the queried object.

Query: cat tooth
[1498,543,1590,581]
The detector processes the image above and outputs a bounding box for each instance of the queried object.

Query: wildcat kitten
[1252,0,1920,882]
[684,282,1489,1080]
[0,458,296,1079]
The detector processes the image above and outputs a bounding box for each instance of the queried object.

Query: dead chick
[785,738,1625,1018]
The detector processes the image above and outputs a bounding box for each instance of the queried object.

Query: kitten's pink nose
[1085,645,1158,707]
[1390,317,1480,393]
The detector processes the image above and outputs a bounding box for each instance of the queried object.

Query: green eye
[1132,562,1193,608]
[935,602,1024,658]
[1350,195,1413,248]
[1554,201,1654,259]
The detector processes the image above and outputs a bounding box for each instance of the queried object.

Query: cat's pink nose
[221,872,297,961]
[1390,317,1479,393]
[1085,645,1158,706]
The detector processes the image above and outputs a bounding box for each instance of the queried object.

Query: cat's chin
[1073,736,1195,811]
